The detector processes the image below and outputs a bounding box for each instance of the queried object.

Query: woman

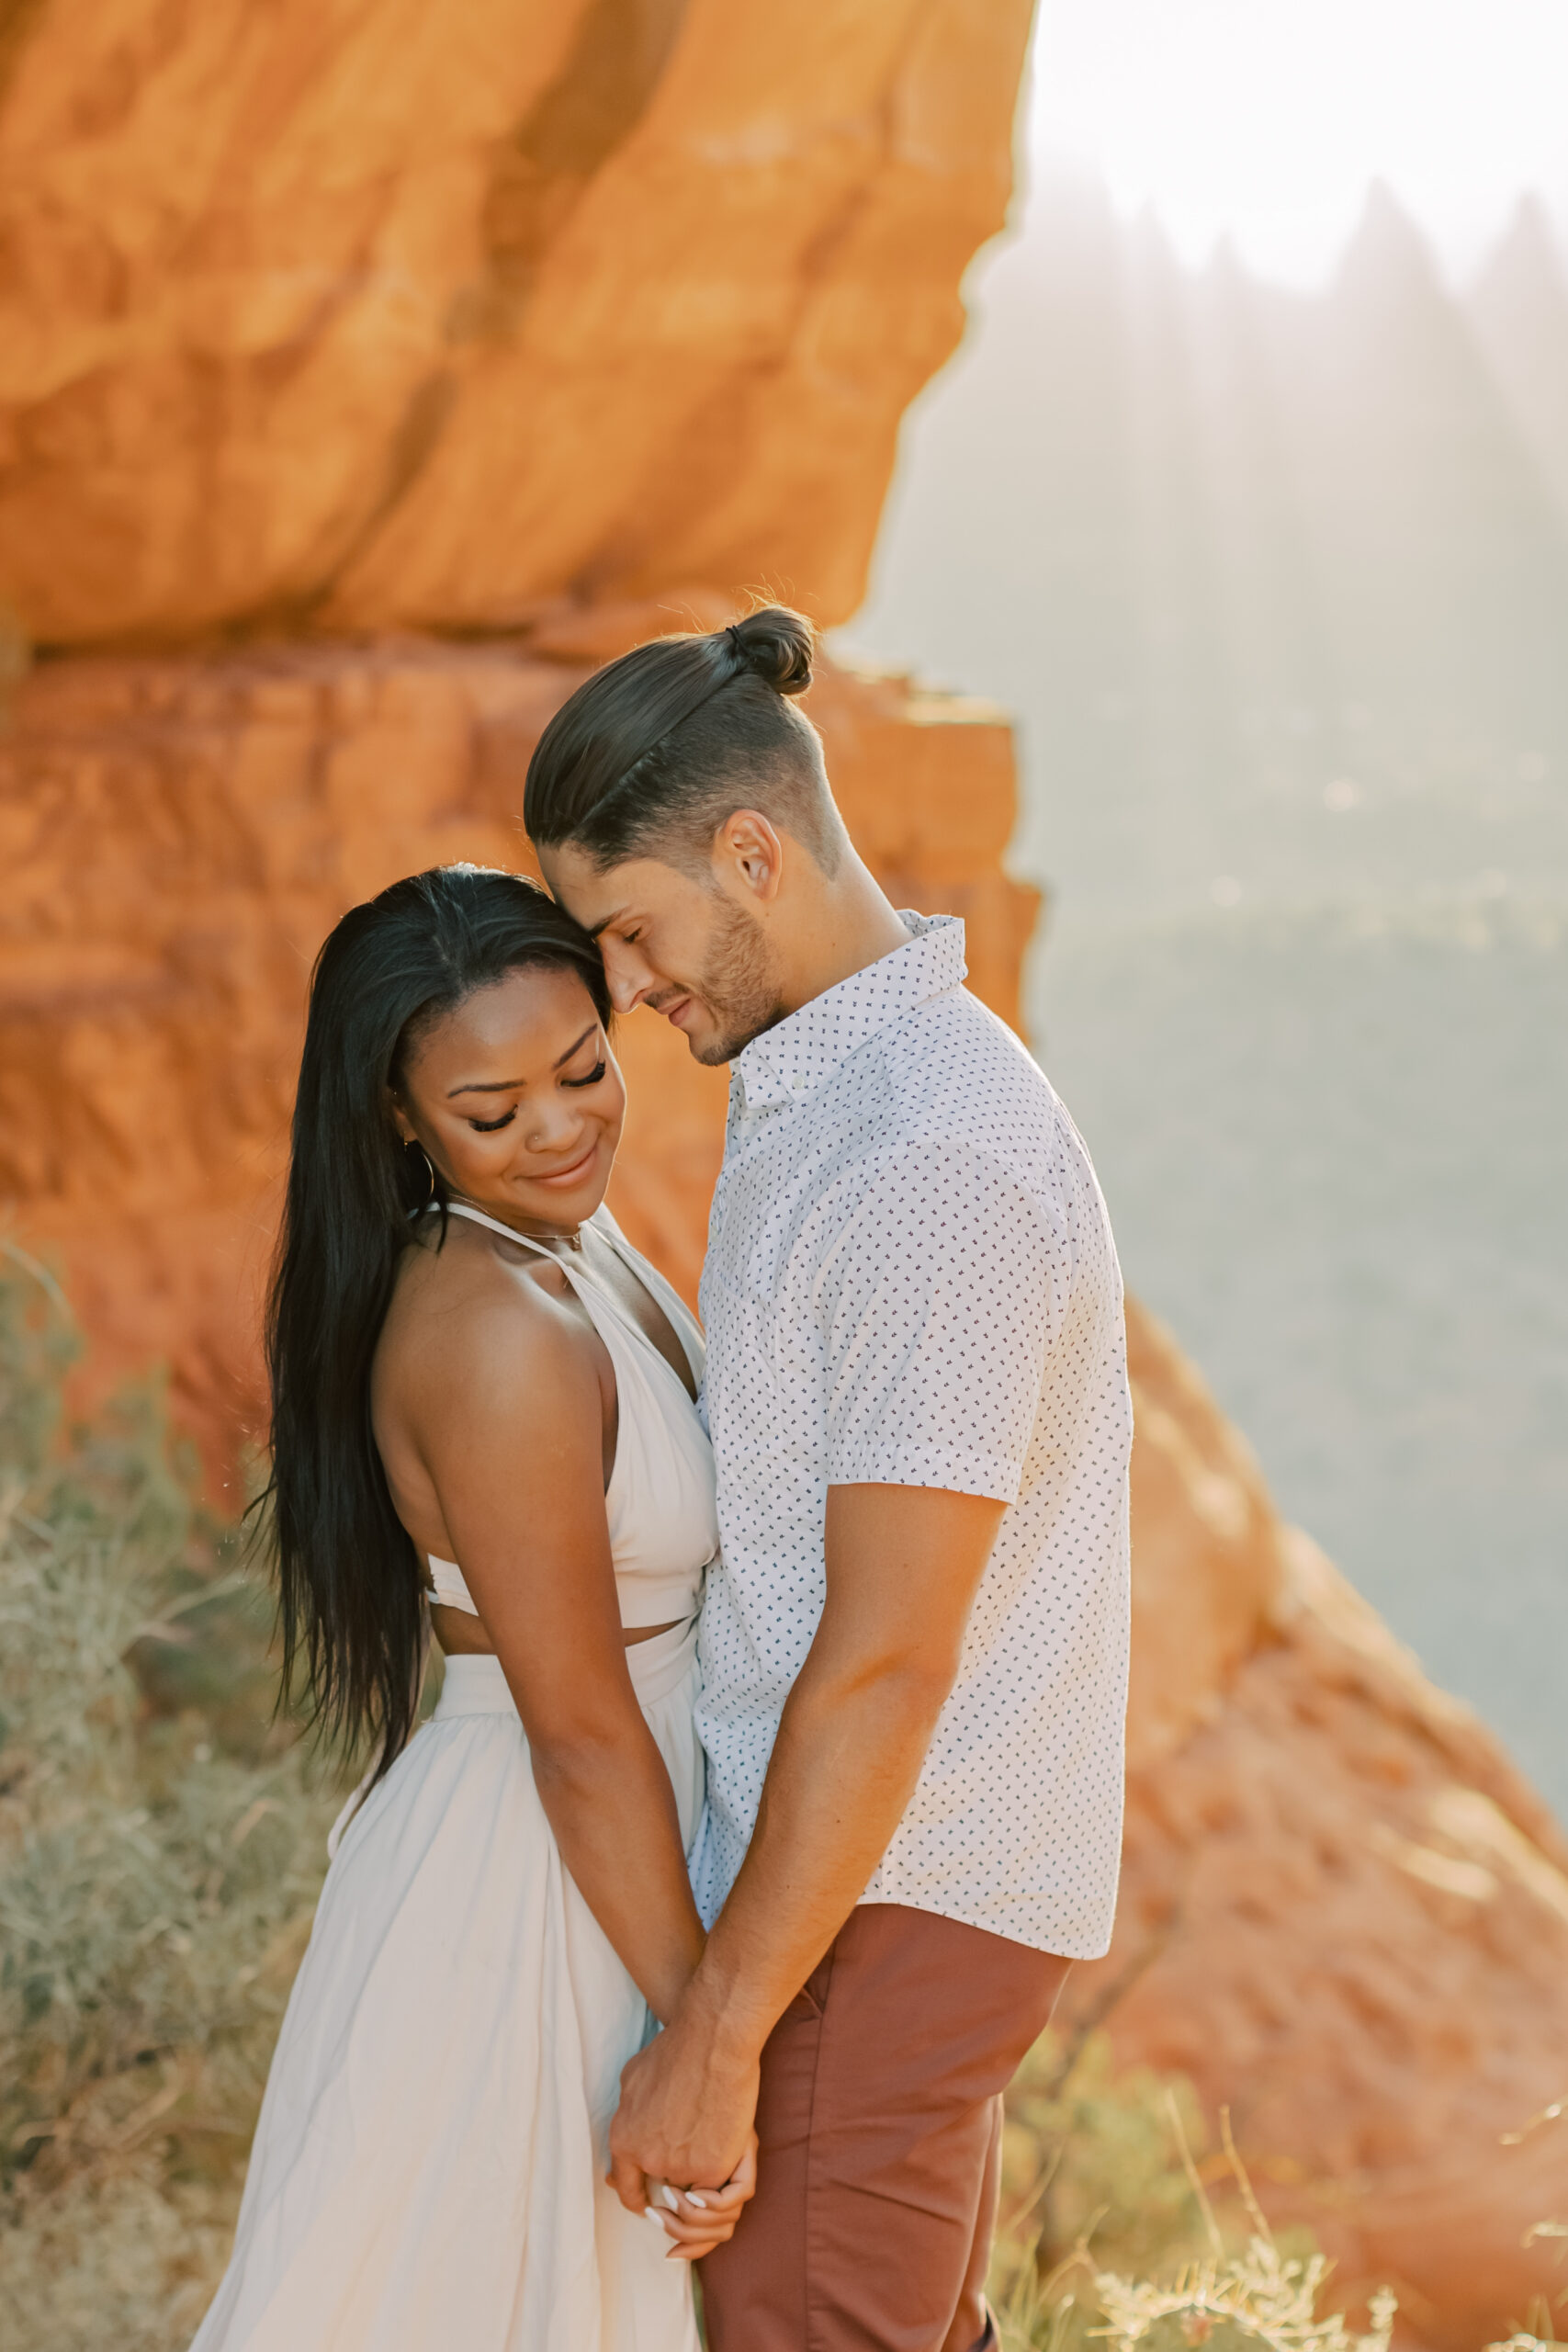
[192,864,750,2352]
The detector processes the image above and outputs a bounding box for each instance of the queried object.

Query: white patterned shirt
[692,914,1132,1958]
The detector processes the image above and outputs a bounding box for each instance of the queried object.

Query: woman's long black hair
[266,863,611,1780]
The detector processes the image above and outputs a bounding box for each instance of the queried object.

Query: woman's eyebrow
[445,1024,598,1096]
[549,1022,599,1070]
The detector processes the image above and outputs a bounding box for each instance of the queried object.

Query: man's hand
[608,1485,1004,2242]
[606,1995,760,2218]
[633,2134,758,2261]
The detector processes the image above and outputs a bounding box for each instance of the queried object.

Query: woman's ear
[386,1089,417,1147]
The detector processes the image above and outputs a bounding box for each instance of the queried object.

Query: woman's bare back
[371,1215,685,1652]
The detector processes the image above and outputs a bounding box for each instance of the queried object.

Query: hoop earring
[404,1140,435,1204]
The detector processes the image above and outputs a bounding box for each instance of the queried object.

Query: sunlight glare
[1031,0,1568,282]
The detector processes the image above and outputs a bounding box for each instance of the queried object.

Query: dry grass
[988,2046,1397,2352]
[0,1255,341,2347]
[991,2026,1568,2352]
[0,1251,1437,2352]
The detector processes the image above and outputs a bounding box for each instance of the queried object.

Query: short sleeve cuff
[826,1442,1022,1505]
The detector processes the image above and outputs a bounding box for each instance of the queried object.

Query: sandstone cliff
[1103,1299,1568,2345]
[0,613,1032,1464]
[6,616,1566,2345]
[1,6,1564,2343]
[0,0,1032,644]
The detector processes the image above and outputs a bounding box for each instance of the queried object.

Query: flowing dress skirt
[191,1622,705,2352]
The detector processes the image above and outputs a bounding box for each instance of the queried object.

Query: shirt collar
[734,912,966,1110]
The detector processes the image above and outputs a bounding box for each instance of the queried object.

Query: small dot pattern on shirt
[691,913,1133,1960]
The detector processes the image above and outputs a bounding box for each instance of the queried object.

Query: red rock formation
[0,0,1034,645]
[1093,1301,1568,2346]
[0,615,1031,1475]
[7,617,1564,2341]
[1,8,1563,2342]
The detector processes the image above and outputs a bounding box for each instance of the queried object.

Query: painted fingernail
[684,2192,708,2209]
[642,2207,666,2228]
[657,2183,680,2212]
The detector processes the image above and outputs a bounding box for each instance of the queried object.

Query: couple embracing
[192,608,1133,2352]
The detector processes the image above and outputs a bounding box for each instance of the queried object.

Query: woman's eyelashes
[466,1061,605,1131]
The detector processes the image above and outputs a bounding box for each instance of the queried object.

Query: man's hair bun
[727,606,815,698]
[525,598,828,865]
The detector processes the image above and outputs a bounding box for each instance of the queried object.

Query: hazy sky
[1031,0,1568,282]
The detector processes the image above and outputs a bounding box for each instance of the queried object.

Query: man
[526,606,1132,2351]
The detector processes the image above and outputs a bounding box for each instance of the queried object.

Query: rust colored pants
[699,1903,1071,2352]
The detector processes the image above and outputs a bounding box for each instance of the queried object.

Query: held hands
[634,2133,757,2260]
[607,2001,762,2260]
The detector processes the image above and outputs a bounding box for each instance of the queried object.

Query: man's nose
[601,937,656,1014]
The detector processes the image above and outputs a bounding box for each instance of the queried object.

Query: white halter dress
[191,1204,716,2352]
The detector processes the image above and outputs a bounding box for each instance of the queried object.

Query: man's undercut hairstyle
[523,605,842,876]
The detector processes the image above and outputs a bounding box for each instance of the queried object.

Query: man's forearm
[602,1657,919,2211]
[678,1652,953,2055]
[604,1487,1004,2209]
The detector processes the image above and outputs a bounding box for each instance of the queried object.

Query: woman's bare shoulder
[379,1219,594,1419]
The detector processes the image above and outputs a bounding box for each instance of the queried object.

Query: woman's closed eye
[467,1059,606,1130]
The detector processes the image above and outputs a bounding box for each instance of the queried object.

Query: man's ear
[712,808,784,907]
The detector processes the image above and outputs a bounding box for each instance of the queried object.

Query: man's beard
[687,898,787,1066]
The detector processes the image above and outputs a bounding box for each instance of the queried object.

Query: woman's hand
[637,2132,758,2261]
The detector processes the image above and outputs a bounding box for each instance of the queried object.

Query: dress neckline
[435,1197,580,1261]
[428,1200,699,1406]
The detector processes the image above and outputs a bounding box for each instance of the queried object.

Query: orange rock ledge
[0,616,1032,1472]
[4,616,1563,2344]
[2,2,1563,2335]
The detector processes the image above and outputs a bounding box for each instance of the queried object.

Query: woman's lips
[531,1140,599,1188]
